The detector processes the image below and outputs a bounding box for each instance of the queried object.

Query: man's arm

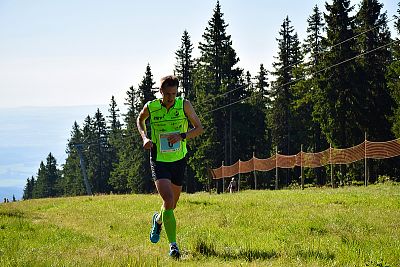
[167,100,204,144]
[183,100,204,139]
[136,105,153,149]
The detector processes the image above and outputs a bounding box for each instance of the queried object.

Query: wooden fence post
[301,144,304,190]
[365,132,368,187]
[222,161,225,194]
[253,152,257,190]
[330,144,334,188]
[238,159,241,192]
[275,146,279,190]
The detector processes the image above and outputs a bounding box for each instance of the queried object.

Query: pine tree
[198,0,243,103]
[252,63,273,163]
[109,87,137,193]
[106,96,123,193]
[296,4,328,185]
[174,30,197,191]
[244,71,253,91]
[197,1,243,157]
[108,96,122,134]
[384,2,400,181]
[82,115,96,193]
[23,176,35,200]
[387,2,400,137]
[45,153,61,197]
[270,16,302,155]
[254,64,271,108]
[139,64,156,107]
[198,1,231,94]
[32,161,47,198]
[304,5,325,72]
[315,0,363,148]
[175,30,195,100]
[125,86,138,123]
[269,16,304,187]
[302,4,326,148]
[131,66,155,193]
[92,109,111,193]
[190,67,218,187]
[194,1,244,191]
[354,0,395,182]
[31,153,60,198]
[62,122,86,196]
[298,4,326,150]
[355,0,393,140]
[111,66,156,193]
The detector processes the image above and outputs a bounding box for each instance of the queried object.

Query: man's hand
[143,137,153,149]
[167,133,182,144]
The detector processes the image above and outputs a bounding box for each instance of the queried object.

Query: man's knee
[162,195,174,209]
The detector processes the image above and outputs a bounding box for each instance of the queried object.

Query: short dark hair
[160,75,179,89]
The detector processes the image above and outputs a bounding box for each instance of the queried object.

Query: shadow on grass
[0,210,24,218]
[193,238,277,262]
[309,225,328,235]
[295,249,335,261]
[184,199,216,206]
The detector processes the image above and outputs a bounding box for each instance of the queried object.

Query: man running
[136,75,204,258]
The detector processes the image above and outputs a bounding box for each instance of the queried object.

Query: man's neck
[161,99,175,110]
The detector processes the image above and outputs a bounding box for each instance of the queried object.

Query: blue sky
[0,105,108,199]
[0,0,397,108]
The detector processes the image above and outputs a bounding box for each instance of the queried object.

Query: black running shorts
[150,147,186,186]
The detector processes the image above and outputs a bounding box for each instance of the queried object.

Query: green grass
[1,184,399,266]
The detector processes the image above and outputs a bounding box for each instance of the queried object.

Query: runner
[136,75,204,258]
[228,177,237,193]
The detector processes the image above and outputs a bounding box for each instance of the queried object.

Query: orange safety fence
[302,149,331,167]
[366,139,400,159]
[211,138,400,179]
[330,142,365,164]
[254,156,276,172]
[239,158,254,173]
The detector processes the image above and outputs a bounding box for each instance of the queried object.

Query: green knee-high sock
[162,209,176,243]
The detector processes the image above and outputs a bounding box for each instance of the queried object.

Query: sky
[0,0,398,109]
[0,0,398,199]
[0,105,107,199]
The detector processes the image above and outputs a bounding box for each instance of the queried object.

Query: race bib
[159,132,180,153]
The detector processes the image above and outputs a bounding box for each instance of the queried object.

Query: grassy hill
[1,184,399,266]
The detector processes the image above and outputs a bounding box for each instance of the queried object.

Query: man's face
[160,86,178,106]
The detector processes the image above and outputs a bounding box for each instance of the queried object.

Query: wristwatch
[180,132,187,140]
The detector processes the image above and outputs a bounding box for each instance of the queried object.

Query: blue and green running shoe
[149,212,162,243]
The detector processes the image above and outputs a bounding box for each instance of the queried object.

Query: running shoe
[149,212,162,243]
[169,243,180,258]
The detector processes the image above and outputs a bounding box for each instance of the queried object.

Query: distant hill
[0,105,109,200]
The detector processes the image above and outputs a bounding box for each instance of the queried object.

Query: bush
[376,175,393,184]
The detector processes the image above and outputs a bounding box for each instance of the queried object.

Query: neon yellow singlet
[147,97,188,162]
